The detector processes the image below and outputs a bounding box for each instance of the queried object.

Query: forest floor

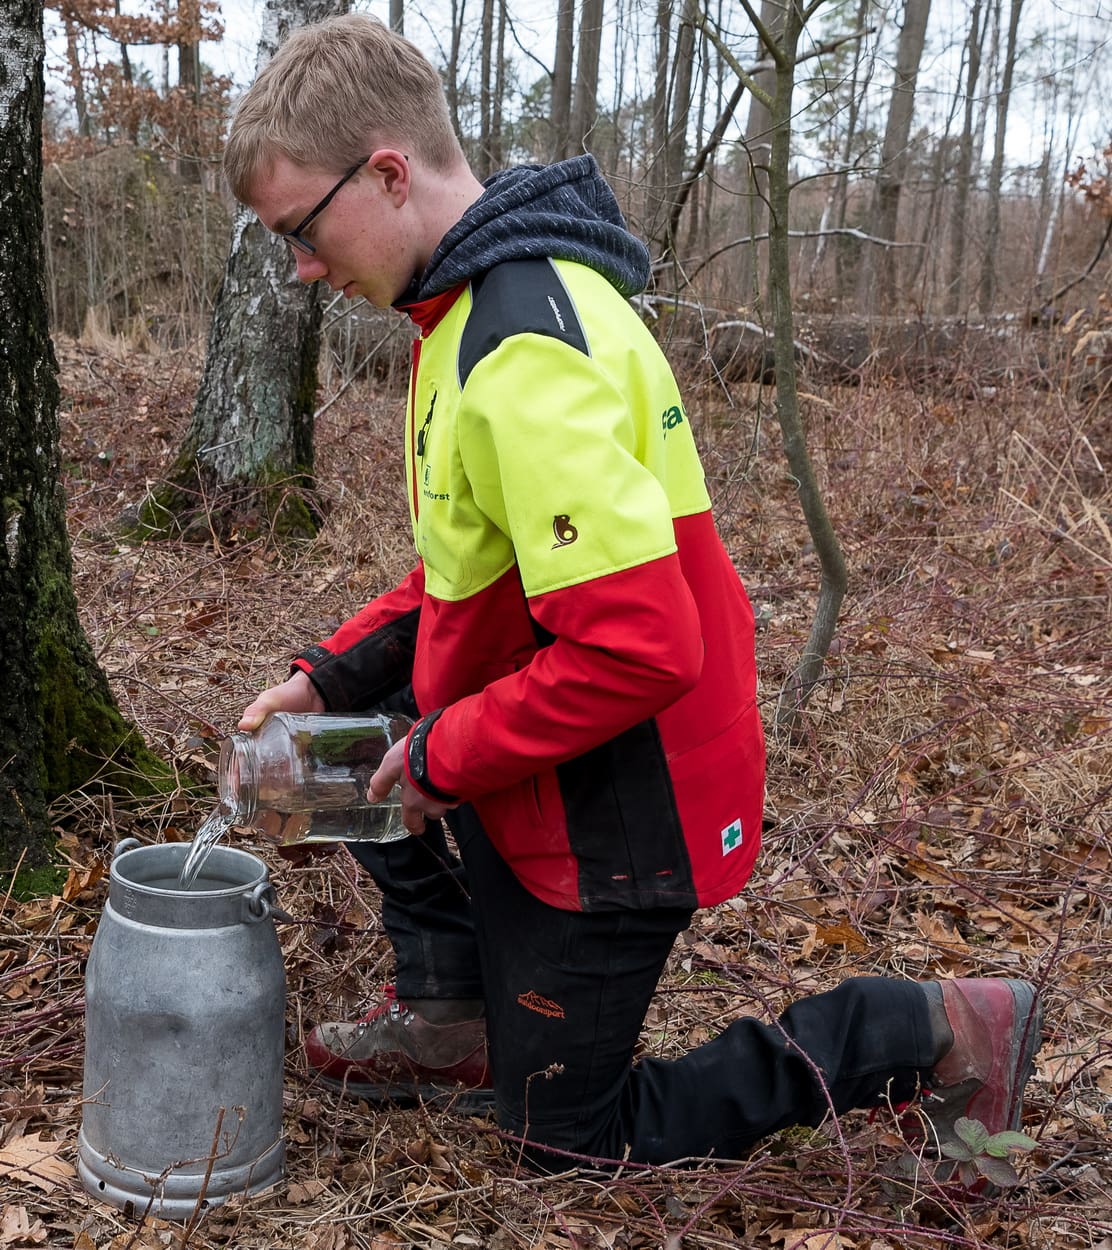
[2,333,1111,1250]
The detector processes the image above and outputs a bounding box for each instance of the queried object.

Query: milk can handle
[243,881,274,924]
[112,838,142,860]
[243,880,294,925]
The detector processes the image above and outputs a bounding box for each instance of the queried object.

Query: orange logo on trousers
[517,990,565,1019]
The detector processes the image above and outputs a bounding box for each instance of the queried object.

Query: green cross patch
[721,819,743,855]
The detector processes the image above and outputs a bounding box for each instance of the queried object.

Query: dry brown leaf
[285,1177,329,1205]
[304,1226,350,1250]
[1038,1043,1111,1088]
[768,1229,855,1250]
[107,1232,163,1250]
[0,1132,75,1194]
[60,863,105,903]
[0,1205,48,1247]
[815,920,867,953]
[913,911,970,954]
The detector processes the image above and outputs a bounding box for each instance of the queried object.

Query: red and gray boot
[305,987,493,1112]
[907,978,1043,1192]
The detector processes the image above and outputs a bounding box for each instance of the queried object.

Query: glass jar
[217,712,412,845]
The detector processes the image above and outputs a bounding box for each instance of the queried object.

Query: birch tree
[139,0,348,542]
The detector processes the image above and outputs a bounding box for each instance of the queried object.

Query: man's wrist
[405,710,459,804]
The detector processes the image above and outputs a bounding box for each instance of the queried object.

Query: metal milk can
[78,840,286,1219]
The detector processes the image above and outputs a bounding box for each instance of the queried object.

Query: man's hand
[239,670,325,731]
[370,738,457,834]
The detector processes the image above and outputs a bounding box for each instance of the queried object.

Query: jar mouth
[219,733,257,821]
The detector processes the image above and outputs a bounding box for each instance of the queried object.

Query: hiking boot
[304,987,493,1111]
[906,978,1042,1192]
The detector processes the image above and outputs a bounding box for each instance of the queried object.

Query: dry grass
[2,337,1110,1249]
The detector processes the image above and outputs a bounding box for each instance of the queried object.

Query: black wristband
[406,709,459,803]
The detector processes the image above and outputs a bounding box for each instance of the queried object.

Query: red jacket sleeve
[414,552,704,800]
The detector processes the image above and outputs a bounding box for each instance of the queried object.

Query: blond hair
[224,14,462,201]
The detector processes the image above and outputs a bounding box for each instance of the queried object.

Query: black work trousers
[350,807,936,1166]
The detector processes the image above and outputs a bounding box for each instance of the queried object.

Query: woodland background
[2,0,1112,1247]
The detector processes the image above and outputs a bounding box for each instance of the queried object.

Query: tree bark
[551,0,574,161]
[1,0,168,869]
[490,0,506,169]
[478,0,494,176]
[445,0,466,141]
[140,0,347,543]
[176,0,203,183]
[736,0,782,305]
[869,0,932,310]
[662,0,695,247]
[572,0,605,154]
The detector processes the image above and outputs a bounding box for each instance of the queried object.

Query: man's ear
[370,149,411,203]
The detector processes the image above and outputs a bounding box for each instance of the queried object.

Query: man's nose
[292,249,327,284]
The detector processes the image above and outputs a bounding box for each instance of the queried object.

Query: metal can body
[79,842,286,1219]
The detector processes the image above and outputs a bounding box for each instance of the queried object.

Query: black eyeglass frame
[282,156,370,255]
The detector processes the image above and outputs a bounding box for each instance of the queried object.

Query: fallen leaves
[0,1205,48,1247]
[768,1227,854,1250]
[0,1133,75,1194]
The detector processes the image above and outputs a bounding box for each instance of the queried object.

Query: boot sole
[314,1072,495,1114]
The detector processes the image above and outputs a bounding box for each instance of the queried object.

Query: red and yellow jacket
[294,257,764,912]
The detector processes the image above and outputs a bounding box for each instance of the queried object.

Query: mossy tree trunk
[140,0,349,544]
[0,0,170,871]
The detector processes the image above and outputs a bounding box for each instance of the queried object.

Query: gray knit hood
[411,155,651,303]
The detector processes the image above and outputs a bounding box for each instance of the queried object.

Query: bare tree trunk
[389,0,403,34]
[572,0,605,154]
[978,0,1024,313]
[684,13,710,256]
[703,1,848,725]
[647,0,673,237]
[490,0,506,169]
[736,0,781,306]
[61,9,91,137]
[140,0,347,543]
[764,8,848,727]
[445,0,466,142]
[663,0,695,240]
[945,0,985,315]
[477,0,494,177]
[820,0,874,296]
[1,0,168,868]
[869,0,932,310]
[551,0,574,161]
[177,0,203,183]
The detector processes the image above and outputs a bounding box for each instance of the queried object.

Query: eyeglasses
[282,156,370,256]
